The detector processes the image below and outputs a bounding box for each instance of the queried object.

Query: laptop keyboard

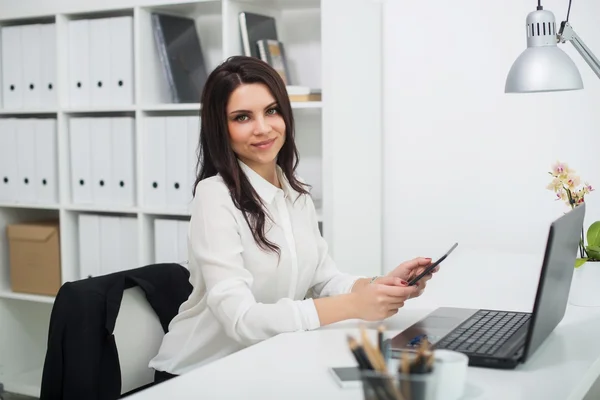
[435,310,531,356]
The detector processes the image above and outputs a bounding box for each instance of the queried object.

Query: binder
[187,116,200,202]
[151,13,208,103]
[69,118,93,204]
[0,119,8,201]
[89,18,111,107]
[78,214,101,279]
[109,16,134,105]
[154,218,179,263]
[111,117,135,206]
[2,26,23,109]
[79,214,138,278]
[68,19,90,107]
[16,119,36,203]
[100,215,121,275]
[165,116,189,210]
[0,119,18,202]
[34,119,58,204]
[143,117,167,208]
[178,220,189,266]
[120,216,138,272]
[40,23,57,107]
[90,118,112,205]
[21,24,42,109]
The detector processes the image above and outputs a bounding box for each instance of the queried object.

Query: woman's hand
[351,276,420,321]
[387,257,440,299]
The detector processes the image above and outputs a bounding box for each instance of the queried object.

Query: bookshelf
[0,0,383,396]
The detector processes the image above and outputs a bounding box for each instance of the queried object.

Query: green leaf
[587,221,600,247]
[575,258,588,268]
[585,246,600,260]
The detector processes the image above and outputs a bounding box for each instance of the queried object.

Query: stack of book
[240,12,321,103]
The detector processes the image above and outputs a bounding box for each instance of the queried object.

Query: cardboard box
[7,221,62,296]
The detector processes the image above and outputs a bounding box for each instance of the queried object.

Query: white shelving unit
[0,0,383,397]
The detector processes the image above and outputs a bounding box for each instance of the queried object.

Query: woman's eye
[266,108,278,115]
[235,115,249,122]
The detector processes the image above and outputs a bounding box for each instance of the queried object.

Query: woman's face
[226,83,286,170]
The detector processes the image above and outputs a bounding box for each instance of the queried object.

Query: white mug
[432,349,468,400]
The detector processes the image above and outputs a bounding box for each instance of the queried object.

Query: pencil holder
[360,370,437,400]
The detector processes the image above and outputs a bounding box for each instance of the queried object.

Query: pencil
[400,351,412,400]
[378,324,385,353]
[361,327,387,372]
[347,335,372,370]
[360,328,405,400]
[350,336,393,400]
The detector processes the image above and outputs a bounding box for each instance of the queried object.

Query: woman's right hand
[351,276,420,321]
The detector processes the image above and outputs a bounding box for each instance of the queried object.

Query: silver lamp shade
[505,9,583,93]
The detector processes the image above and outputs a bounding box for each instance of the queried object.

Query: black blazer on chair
[40,263,193,400]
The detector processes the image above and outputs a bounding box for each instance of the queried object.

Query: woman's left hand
[386,257,439,299]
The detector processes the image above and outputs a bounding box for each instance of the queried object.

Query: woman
[149,56,436,381]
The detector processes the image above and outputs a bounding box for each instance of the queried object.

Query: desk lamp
[505,0,600,93]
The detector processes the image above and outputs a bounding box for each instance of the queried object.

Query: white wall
[382,0,600,305]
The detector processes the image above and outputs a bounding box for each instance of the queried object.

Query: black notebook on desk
[151,13,209,103]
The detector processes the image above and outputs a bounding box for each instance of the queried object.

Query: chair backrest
[113,286,164,395]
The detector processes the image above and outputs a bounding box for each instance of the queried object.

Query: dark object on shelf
[151,13,208,103]
[239,12,279,58]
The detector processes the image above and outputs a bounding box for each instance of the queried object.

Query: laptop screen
[523,203,585,361]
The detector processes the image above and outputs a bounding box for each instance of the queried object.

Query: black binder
[151,13,209,103]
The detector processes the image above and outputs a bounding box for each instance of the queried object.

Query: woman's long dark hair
[192,55,310,255]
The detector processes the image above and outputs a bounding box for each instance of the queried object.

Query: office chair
[40,263,192,400]
[114,286,165,395]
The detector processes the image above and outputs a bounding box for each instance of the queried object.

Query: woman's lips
[252,138,275,150]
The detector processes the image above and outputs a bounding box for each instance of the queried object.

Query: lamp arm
[558,22,600,80]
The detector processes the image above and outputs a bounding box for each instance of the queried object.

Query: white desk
[127,305,600,400]
[128,250,600,399]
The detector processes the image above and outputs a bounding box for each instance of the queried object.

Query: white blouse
[148,161,361,375]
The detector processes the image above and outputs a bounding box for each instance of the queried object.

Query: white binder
[109,16,134,105]
[68,19,90,108]
[178,219,190,266]
[90,118,112,205]
[20,24,42,109]
[100,215,121,275]
[89,18,111,107]
[187,116,200,205]
[143,117,167,208]
[0,120,8,202]
[154,218,179,263]
[34,119,58,204]
[16,119,36,203]
[166,116,190,210]
[120,216,139,271]
[69,118,93,204]
[0,119,18,202]
[2,26,23,109]
[40,23,57,108]
[111,117,135,206]
[78,214,102,279]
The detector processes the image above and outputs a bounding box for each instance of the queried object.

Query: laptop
[389,203,585,369]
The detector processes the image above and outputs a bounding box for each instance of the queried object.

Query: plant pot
[569,261,600,307]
